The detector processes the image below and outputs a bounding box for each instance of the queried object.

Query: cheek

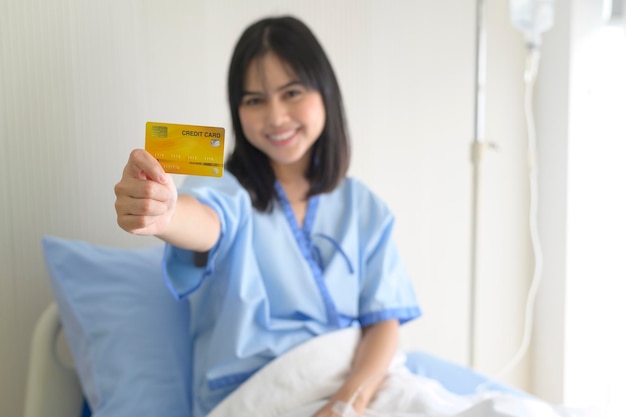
[238,109,256,137]
[302,95,326,132]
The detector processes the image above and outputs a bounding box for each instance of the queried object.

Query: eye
[284,88,303,99]
[242,96,263,106]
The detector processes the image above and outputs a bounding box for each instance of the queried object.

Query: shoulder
[338,176,392,217]
[319,176,395,237]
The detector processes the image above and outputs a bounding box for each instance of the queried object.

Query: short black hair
[226,15,350,212]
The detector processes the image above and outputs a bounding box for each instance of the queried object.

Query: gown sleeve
[162,172,252,299]
[355,181,422,327]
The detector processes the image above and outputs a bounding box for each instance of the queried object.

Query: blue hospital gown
[163,172,422,416]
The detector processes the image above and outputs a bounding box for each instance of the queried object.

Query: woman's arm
[157,194,221,251]
[314,319,399,416]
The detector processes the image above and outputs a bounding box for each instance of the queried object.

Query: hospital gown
[163,171,422,416]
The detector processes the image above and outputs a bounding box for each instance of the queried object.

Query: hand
[311,398,365,417]
[310,400,341,417]
[114,149,178,236]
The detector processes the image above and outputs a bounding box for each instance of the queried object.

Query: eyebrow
[242,80,304,96]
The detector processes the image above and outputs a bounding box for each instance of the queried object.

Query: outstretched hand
[114,149,178,236]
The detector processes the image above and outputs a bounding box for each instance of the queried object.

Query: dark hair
[226,16,350,212]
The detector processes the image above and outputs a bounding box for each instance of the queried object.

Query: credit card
[145,121,225,177]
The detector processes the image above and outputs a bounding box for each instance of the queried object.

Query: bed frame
[23,303,84,417]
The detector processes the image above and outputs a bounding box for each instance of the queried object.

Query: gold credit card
[145,121,225,177]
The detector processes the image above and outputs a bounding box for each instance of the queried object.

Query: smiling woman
[112,14,422,417]
[227,16,349,214]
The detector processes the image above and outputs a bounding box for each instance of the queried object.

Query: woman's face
[238,52,326,174]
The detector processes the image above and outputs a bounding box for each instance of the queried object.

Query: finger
[115,177,173,202]
[123,149,168,183]
[115,194,170,217]
[117,213,161,234]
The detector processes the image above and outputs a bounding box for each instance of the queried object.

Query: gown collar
[274,181,353,274]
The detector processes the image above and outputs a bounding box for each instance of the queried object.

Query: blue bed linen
[81,401,91,417]
[404,351,530,397]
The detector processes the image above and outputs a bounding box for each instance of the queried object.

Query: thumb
[125,149,168,184]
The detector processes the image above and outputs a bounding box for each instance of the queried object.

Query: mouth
[267,128,298,143]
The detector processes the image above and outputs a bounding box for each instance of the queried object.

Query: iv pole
[468,0,553,372]
[468,0,490,369]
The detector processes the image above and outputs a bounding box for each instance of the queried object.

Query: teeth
[268,130,296,142]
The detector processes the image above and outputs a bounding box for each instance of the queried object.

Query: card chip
[151,125,168,138]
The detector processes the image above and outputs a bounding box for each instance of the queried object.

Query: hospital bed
[27,237,573,417]
[24,302,528,417]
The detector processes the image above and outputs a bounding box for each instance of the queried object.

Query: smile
[267,129,298,143]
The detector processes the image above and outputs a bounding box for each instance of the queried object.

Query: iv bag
[509,0,555,47]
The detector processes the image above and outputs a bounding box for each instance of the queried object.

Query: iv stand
[469,0,492,369]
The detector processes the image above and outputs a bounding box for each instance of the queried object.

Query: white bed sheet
[207,328,601,417]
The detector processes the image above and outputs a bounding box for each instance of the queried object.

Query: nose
[266,97,289,128]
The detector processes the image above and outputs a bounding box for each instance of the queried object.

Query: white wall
[1,1,533,416]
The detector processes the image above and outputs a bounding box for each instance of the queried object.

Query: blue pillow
[42,236,192,417]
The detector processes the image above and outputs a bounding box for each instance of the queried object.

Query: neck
[272,155,309,184]
[273,167,309,204]
[277,176,309,202]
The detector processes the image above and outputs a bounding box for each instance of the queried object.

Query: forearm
[157,194,221,252]
[333,319,400,411]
